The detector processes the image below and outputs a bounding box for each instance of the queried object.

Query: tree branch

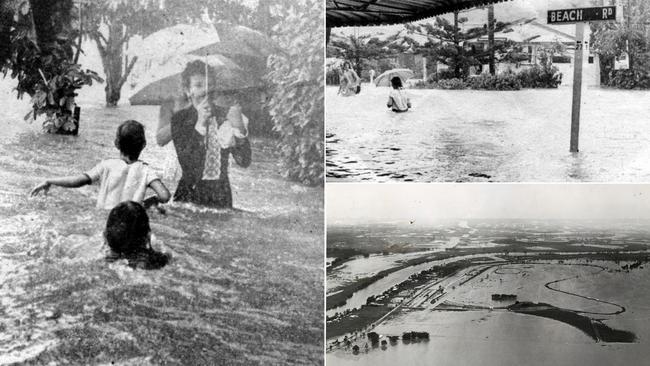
[117,54,137,89]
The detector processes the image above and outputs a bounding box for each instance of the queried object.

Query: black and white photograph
[0,0,323,364]
[326,0,650,182]
[326,183,650,365]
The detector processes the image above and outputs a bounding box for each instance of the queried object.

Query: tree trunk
[93,21,136,107]
[105,81,121,107]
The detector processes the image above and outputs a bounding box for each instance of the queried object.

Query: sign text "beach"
[547,6,616,24]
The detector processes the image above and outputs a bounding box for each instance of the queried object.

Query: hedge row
[424,65,562,90]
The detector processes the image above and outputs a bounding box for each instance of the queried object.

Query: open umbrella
[189,23,278,60]
[128,53,262,105]
[374,68,415,87]
[188,23,280,80]
[134,24,220,63]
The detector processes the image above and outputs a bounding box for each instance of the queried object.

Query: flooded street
[326,85,650,182]
[0,84,323,364]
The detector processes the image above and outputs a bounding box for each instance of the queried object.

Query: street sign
[547,6,616,24]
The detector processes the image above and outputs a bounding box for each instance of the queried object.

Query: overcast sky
[327,184,650,224]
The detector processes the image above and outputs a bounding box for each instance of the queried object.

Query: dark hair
[181,60,216,90]
[105,201,151,255]
[390,76,403,89]
[115,120,146,160]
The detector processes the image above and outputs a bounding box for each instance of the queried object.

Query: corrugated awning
[327,0,513,27]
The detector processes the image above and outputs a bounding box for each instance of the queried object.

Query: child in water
[104,201,170,270]
[386,76,411,112]
[31,120,170,210]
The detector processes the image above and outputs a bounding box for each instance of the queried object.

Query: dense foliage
[422,65,560,91]
[266,0,323,186]
[328,33,399,78]
[1,0,101,133]
[590,0,650,89]
[467,73,522,90]
[405,13,513,79]
[517,64,562,88]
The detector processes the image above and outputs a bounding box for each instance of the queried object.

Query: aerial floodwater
[326,85,650,182]
[326,221,650,366]
[0,84,323,365]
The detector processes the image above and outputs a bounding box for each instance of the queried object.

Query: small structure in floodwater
[492,293,517,301]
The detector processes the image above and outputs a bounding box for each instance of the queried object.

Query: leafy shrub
[517,65,562,88]
[427,69,457,82]
[606,69,650,89]
[266,0,323,186]
[1,0,101,134]
[467,73,521,90]
[431,78,467,89]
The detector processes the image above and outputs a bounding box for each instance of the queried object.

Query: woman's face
[186,74,209,105]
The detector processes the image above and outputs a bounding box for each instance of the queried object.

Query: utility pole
[454,11,460,77]
[488,5,495,75]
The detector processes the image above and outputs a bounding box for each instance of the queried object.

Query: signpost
[547,6,617,152]
[547,6,616,24]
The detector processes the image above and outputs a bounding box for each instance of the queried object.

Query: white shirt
[388,89,410,111]
[85,159,160,209]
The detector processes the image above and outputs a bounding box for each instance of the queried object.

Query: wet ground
[0,83,323,365]
[326,85,650,182]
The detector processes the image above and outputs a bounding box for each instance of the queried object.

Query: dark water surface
[0,97,323,364]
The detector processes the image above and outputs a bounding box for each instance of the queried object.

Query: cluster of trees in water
[347,331,431,354]
[621,260,646,271]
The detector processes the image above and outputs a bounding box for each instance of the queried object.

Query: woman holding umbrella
[165,60,251,208]
[339,61,360,96]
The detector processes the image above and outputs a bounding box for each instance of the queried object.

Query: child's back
[87,158,159,209]
[31,120,170,210]
[387,77,411,112]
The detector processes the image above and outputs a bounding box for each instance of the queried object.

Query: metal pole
[570,23,585,153]
[488,5,495,75]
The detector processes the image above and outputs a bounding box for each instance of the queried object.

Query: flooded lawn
[326,85,650,182]
[0,85,323,364]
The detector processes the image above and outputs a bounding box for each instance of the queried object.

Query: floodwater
[327,251,432,291]
[327,262,650,366]
[326,253,500,318]
[0,83,323,364]
[326,85,650,182]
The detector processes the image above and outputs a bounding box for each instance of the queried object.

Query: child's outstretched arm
[30,174,91,196]
[143,179,171,209]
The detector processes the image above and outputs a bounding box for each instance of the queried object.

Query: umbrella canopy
[135,23,220,63]
[374,68,415,87]
[128,54,262,105]
[188,23,280,80]
[189,23,278,60]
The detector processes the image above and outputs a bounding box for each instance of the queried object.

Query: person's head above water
[104,201,151,255]
[115,120,146,161]
[390,76,403,89]
[181,60,217,106]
